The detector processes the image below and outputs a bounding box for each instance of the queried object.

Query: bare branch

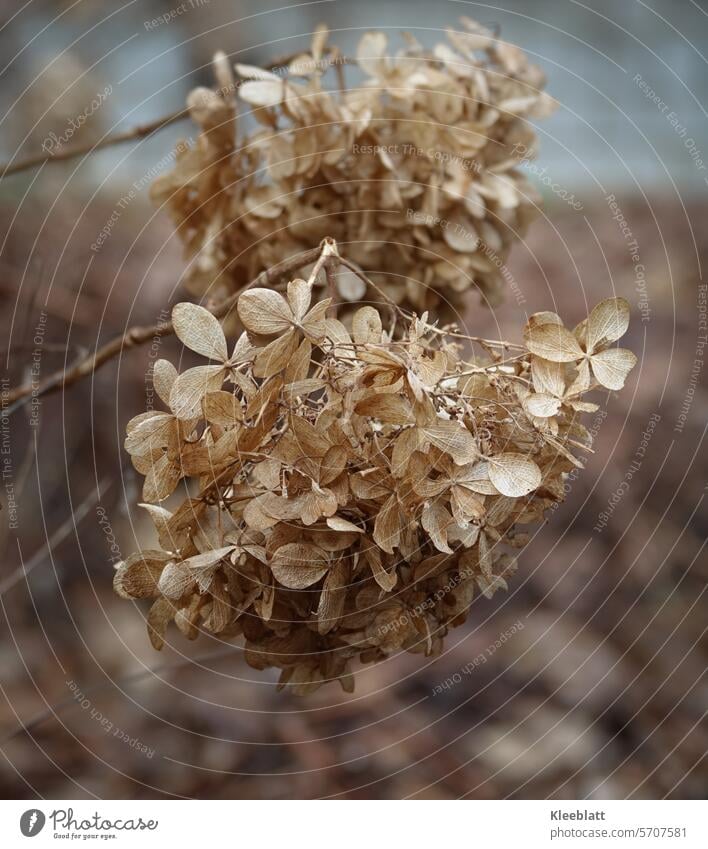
[0,50,355,181]
[0,109,188,179]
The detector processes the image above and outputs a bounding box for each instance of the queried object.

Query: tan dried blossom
[150,18,555,317]
[116,245,634,694]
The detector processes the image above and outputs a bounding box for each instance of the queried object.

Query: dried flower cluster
[118,19,633,693]
[115,246,635,692]
[150,18,555,315]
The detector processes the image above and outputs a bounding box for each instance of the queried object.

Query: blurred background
[0,0,706,799]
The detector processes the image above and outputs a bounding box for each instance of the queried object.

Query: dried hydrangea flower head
[116,244,635,694]
[151,18,555,317]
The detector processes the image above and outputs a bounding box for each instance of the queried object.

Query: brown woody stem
[0,109,189,179]
[5,243,328,413]
[0,52,354,181]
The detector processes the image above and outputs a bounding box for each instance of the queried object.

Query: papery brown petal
[152,359,179,406]
[352,306,383,345]
[252,457,281,490]
[326,516,364,533]
[328,471,350,507]
[590,348,637,390]
[323,318,354,358]
[113,551,169,599]
[317,559,349,634]
[412,553,450,584]
[476,573,508,600]
[366,547,398,591]
[289,415,331,457]
[571,400,599,413]
[203,390,241,427]
[373,494,401,554]
[170,364,225,420]
[422,501,454,554]
[235,63,280,81]
[253,328,299,378]
[256,579,275,622]
[422,421,478,465]
[335,267,366,301]
[414,475,449,498]
[284,378,327,400]
[182,546,236,571]
[239,79,285,107]
[415,352,447,389]
[203,579,231,633]
[530,357,565,398]
[351,470,391,500]
[126,410,158,434]
[243,495,281,531]
[301,486,338,526]
[311,23,329,60]
[479,532,493,579]
[523,393,561,418]
[587,297,630,352]
[175,595,201,639]
[147,597,176,650]
[158,562,196,599]
[231,331,257,365]
[320,445,348,485]
[487,495,516,527]
[187,86,228,125]
[457,460,497,495]
[391,427,421,477]
[301,299,330,340]
[244,377,283,426]
[524,321,584,362]
[357,31,388,77]
[138,504,174,550]
[237,288,294,335]
[488,453,542,497]
[125,413,174,456]
[284,338,312,384]
[565,357,591,396]
[442,215,478,252]
[287,278,312,322]
[355,393,414,424]
[458,373,494,399]
[142,453,181,503]
[451,486,485,525]
[271,543,330,589]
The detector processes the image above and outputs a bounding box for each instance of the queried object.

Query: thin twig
[412,318,525,349]
[337,256,524,350]
[324,261,339,318]
[0,109,188,179]
[306,236,339,318]
[306,235,338,286]
[332,47,347,97]
[5,243,328,413]
[335,256,404,327]
[0,51,355,180]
